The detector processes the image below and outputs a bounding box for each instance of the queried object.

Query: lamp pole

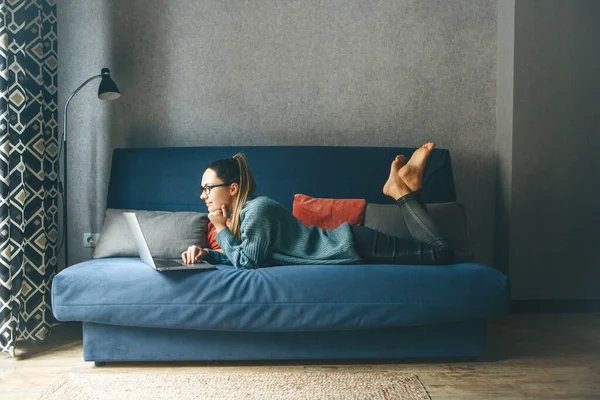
[61,68,120,268]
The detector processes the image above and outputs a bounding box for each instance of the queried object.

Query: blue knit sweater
[204,196,362,269]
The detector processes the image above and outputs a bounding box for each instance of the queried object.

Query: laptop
[123,212,215,271]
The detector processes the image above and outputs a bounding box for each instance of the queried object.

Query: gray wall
[509,0,600,299]
[58,0,499,270]
[494,0,514,281]
[58,1,600,301]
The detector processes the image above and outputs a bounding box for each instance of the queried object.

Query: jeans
[351,190,455,265]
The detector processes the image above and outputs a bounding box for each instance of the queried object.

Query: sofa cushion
[106,146,458,213]
[93,209,209,259]
[364,202,474,262]
[52,258,509,332]
[292,194,366,230]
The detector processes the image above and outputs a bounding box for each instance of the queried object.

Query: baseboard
[511,299,600,313]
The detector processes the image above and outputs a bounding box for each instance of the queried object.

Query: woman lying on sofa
[181,142,455,269]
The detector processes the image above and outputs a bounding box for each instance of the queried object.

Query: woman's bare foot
[398,142,435,191]
[383,155,412,200]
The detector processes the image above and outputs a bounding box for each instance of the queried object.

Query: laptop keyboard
[155,260,185,268]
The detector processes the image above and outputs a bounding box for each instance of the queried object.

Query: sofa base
[83,319,487,363]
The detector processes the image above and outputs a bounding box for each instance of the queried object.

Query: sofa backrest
[106,146,457,212]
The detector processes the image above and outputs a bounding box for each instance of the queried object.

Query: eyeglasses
[201,182,231,195]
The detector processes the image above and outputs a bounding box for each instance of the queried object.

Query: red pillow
[292,194,366,230]
[206,219,231,252]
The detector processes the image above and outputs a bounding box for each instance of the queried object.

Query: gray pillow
[363,202,474,262]
[93,209,209,259]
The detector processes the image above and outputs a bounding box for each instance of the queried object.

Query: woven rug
[0,367,14,380]
[39,370,431,400]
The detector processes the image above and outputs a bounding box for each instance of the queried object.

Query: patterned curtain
[0,0,58,356]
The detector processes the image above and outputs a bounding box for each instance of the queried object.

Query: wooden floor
[1,314,599,399]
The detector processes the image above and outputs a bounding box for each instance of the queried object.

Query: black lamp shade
[98,68,121,100]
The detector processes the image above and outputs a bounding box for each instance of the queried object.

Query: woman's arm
[215,205,273,269]
[203,249,232,266]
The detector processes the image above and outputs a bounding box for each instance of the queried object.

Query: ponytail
[229,153,256,242]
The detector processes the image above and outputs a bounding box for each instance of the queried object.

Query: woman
[182,142,454,269]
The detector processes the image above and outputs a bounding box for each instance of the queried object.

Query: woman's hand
[181,245,208,264]
[208,204,229,231]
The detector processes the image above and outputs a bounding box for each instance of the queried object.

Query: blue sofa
[51,146,509,365]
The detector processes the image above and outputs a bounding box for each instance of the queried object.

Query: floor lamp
[61,68,121,268]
